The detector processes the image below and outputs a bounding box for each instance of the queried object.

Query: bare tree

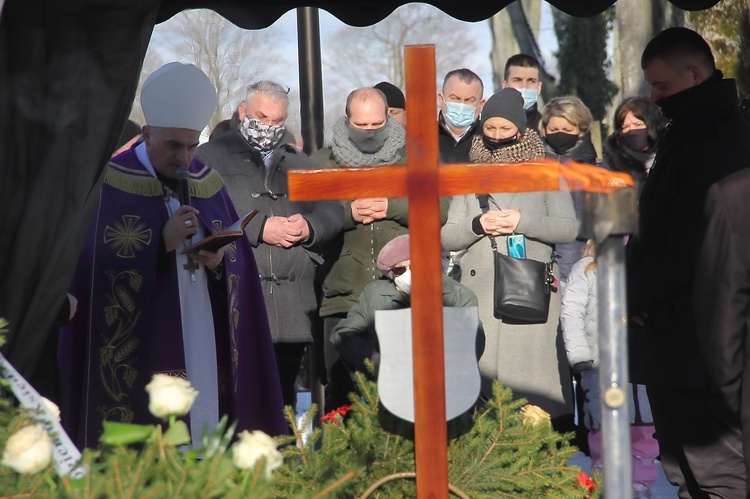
[321,4,479,108]
[143,9,288,133]
[688,0,750,98]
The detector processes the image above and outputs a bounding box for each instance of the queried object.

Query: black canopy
[0,0,720,378]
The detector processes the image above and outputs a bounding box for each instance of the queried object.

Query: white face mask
[394,269,412,295]
[518,88,538,110]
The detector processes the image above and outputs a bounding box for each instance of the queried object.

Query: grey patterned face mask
[239,116,285,152]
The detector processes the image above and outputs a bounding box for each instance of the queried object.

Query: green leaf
[100,421,156,445]
[163,420,191,446]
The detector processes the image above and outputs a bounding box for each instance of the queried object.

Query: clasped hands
[163,206,224,269]
[351,198,388,225]
[479,209,521,236]
[262,213,310,248]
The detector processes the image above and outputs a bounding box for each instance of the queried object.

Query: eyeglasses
[249,81,290,95]
[390,265,409,277]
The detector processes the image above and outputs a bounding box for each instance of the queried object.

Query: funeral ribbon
[0,351,86,478]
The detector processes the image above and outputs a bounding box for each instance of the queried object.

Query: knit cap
[374,81,406,110]
[480,88,526,132]
[377,235,410,273]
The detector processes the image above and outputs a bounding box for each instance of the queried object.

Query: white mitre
[141,62,217,132]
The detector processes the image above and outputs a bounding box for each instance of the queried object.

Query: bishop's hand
[164,205,199,252]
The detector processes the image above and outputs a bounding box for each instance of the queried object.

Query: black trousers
[273,342,307,409]
[647,385,745,498]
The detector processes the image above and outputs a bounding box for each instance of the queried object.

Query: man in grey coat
[197,81,343,408]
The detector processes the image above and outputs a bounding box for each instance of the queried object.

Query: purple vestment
[59,148,287,449]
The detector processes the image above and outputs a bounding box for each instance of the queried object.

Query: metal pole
[296,7,325,154]
[596,236,632,498]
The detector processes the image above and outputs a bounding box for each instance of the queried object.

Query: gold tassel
[190,169,225,199]
[104,164,225,198]
[104,167,163,197]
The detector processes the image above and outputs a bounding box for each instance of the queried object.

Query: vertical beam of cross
[403,45,449,497]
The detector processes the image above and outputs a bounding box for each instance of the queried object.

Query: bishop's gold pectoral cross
[288,45,632,498]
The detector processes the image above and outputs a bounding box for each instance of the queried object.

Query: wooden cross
[288,45,632,498]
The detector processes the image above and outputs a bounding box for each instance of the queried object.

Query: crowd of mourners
[47,26,750,499]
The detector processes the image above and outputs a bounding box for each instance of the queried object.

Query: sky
[234,4,558,100]
[147,3,560,135]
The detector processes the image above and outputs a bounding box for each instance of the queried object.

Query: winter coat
[694,169,750,478]
[627,73,750,389]
[602,133,654,184]
[525,103,542,133]
[438,116,479,164]
[197,121,344,343]
[562,255,653,429]
[310,147,450,317]
[544,136,599,282]
[331,275,485,371]
[441,188,577,418]
[560,256,599,369]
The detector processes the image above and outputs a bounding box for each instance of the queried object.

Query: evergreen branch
[311,470,357,498]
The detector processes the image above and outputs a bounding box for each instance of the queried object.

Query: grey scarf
[330,116,405,166]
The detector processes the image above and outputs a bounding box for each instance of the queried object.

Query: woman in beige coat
[441,88,578,430]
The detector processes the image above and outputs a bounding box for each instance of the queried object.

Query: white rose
[41,397,61,422]
[1,424,53,474]
[231,430,283,478]
[145,374,199,419]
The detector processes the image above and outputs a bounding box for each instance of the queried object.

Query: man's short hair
[442,68,484,94]
[345,87,388,117]
[504,54,541,81]
[244,80,290,116]
[641,27,715,73]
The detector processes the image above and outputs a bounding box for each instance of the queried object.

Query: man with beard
[197,81,343,410]
[627,27,750,497]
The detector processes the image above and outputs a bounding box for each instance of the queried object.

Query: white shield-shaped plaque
[375,306,481,422]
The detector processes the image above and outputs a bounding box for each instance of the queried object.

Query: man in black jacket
[627,27,750,497]
[502,54,543,132]
[437,68,484,164]
[695,169,750,497]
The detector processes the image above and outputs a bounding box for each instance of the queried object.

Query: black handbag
[477,195,556,324]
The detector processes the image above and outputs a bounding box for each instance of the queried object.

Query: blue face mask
[443,101,477,129]
[518,88,538,110]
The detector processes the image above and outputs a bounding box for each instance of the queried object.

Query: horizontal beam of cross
[288,159,633,201]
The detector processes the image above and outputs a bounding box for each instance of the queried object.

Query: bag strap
[476,194,556,262]
[476,194,499,252]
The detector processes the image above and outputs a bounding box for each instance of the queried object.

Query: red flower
[577,472,597,492]
[321,404,353,425]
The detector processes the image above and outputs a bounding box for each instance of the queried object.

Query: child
[561,241,659,498]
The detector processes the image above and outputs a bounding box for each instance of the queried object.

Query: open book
[181,210,258,254]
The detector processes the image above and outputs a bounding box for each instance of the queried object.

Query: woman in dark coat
[603,96,666,183]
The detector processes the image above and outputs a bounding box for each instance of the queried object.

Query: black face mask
[545,132,579,154]
[621,128,650,152]
[346,121,388,154]
[482,133,518,151]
